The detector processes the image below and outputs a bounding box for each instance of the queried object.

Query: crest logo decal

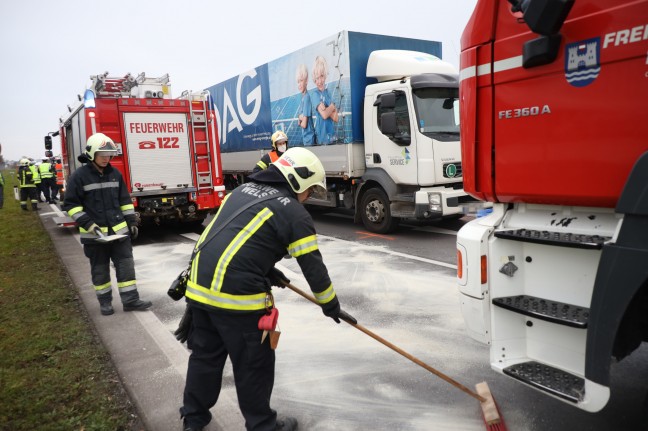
[565,37,601,87]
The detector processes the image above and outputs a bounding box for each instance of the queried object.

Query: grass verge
[0,170,142,430]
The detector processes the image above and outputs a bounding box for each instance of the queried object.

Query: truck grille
[443,162,462,178]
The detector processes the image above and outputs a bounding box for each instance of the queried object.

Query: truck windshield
[412,88,459,139]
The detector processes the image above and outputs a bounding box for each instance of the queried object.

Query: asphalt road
[43,204,647,430]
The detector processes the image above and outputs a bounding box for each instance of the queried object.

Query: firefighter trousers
[19,187,38,210]
[180,306,277,431]
[83,239,140,305]
[41,178,57,202]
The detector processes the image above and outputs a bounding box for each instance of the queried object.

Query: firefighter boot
[123,299,153,312]
[31,203,39,211]
[182,422,204,431]
[100,303,114,316]
[276,416,298,431]
[98,292,114,316]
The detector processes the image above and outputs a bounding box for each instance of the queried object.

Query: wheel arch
[586,151,648,386]
[353,168,397,224]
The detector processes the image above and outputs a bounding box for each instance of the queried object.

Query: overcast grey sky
[0,0,477,162]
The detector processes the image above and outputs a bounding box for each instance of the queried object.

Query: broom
[283,281,507,430]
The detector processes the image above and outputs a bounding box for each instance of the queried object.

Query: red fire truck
[51,72,225,226]
[457,0,648,413]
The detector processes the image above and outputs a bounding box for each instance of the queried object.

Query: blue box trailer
[207,30,441,154]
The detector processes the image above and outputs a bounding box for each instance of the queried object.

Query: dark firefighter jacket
[186,167,338,314]
[62,163,136,244]
[18,165,40,188]
[252,150,282,173]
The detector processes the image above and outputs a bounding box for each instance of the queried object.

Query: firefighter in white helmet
[252,130,289,173]
[62,133,152,316]
[17,157,41,211]
[177,147,354,431]
[38,157,56,204]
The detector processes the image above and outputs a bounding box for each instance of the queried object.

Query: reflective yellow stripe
[94,281,111,291]
[194,194,231,251]
[288,234,319,257]
[121,203,135,216]
[314,283,336,304]
[80,225,107,234]
[68,206,84,217]
[117,280,136,288]
[113,221,129,235]
[257,160,268,170]
[186,280,272,311]
[211,207,273,292]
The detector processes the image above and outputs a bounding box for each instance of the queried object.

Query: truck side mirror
[520,0,574,36]
[44,135,52,150]
[375,93,396,109]
[380,112,398,135]
[516,0,574,68]
[380,112,411,147]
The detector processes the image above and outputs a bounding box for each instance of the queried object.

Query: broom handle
[284,282,486,403]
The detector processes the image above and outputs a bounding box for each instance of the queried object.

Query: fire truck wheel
[360,187,399,234]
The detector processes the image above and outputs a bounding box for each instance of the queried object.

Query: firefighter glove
[338,309,358,325]
[129,225,139,240]
[174,305,192,344]
[87,223,101,236]
[321,298,357,324]
[267,267,290,288]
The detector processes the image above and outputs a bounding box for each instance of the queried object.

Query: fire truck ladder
[187,91,214,193]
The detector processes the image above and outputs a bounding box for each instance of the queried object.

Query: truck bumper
[413,186,480,219]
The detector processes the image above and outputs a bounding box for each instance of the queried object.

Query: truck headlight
[428,193,442,212]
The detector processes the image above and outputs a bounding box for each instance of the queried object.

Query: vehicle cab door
[366,87,418,186]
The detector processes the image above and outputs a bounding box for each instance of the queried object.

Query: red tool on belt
[258,301,280,349]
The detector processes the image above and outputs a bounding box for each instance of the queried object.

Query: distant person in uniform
[252,130,288,173]
[0,170,4,209]
[38,157,56,204]
[296,64,315,146]
[312,56,338,144]
[17,158,40,211]
[53,158,64,200]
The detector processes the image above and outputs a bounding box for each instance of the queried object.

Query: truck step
[494,229,610,249]
[492,295,589,328]
[503,361,584,403]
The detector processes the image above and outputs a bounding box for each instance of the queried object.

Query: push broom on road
[283,281,507,431]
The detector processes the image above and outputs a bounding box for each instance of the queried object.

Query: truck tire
[360,187,399,234]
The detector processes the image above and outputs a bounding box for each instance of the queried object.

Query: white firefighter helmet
[20,158,30,166]
[272,147,326,197]
[85,133,118,161]
[271,130,288,150]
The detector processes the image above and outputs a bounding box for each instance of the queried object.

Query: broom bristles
[476,381,506,429]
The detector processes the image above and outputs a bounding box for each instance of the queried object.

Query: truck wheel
[360,188,398,234]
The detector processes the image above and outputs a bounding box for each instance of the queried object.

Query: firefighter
[252,130,288,173]
[63,133,152,316]
[18,158,40,211]
[177,147,355,431]
[38,157,56,203]
[53,158,64,200]
[0,170,4,209]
